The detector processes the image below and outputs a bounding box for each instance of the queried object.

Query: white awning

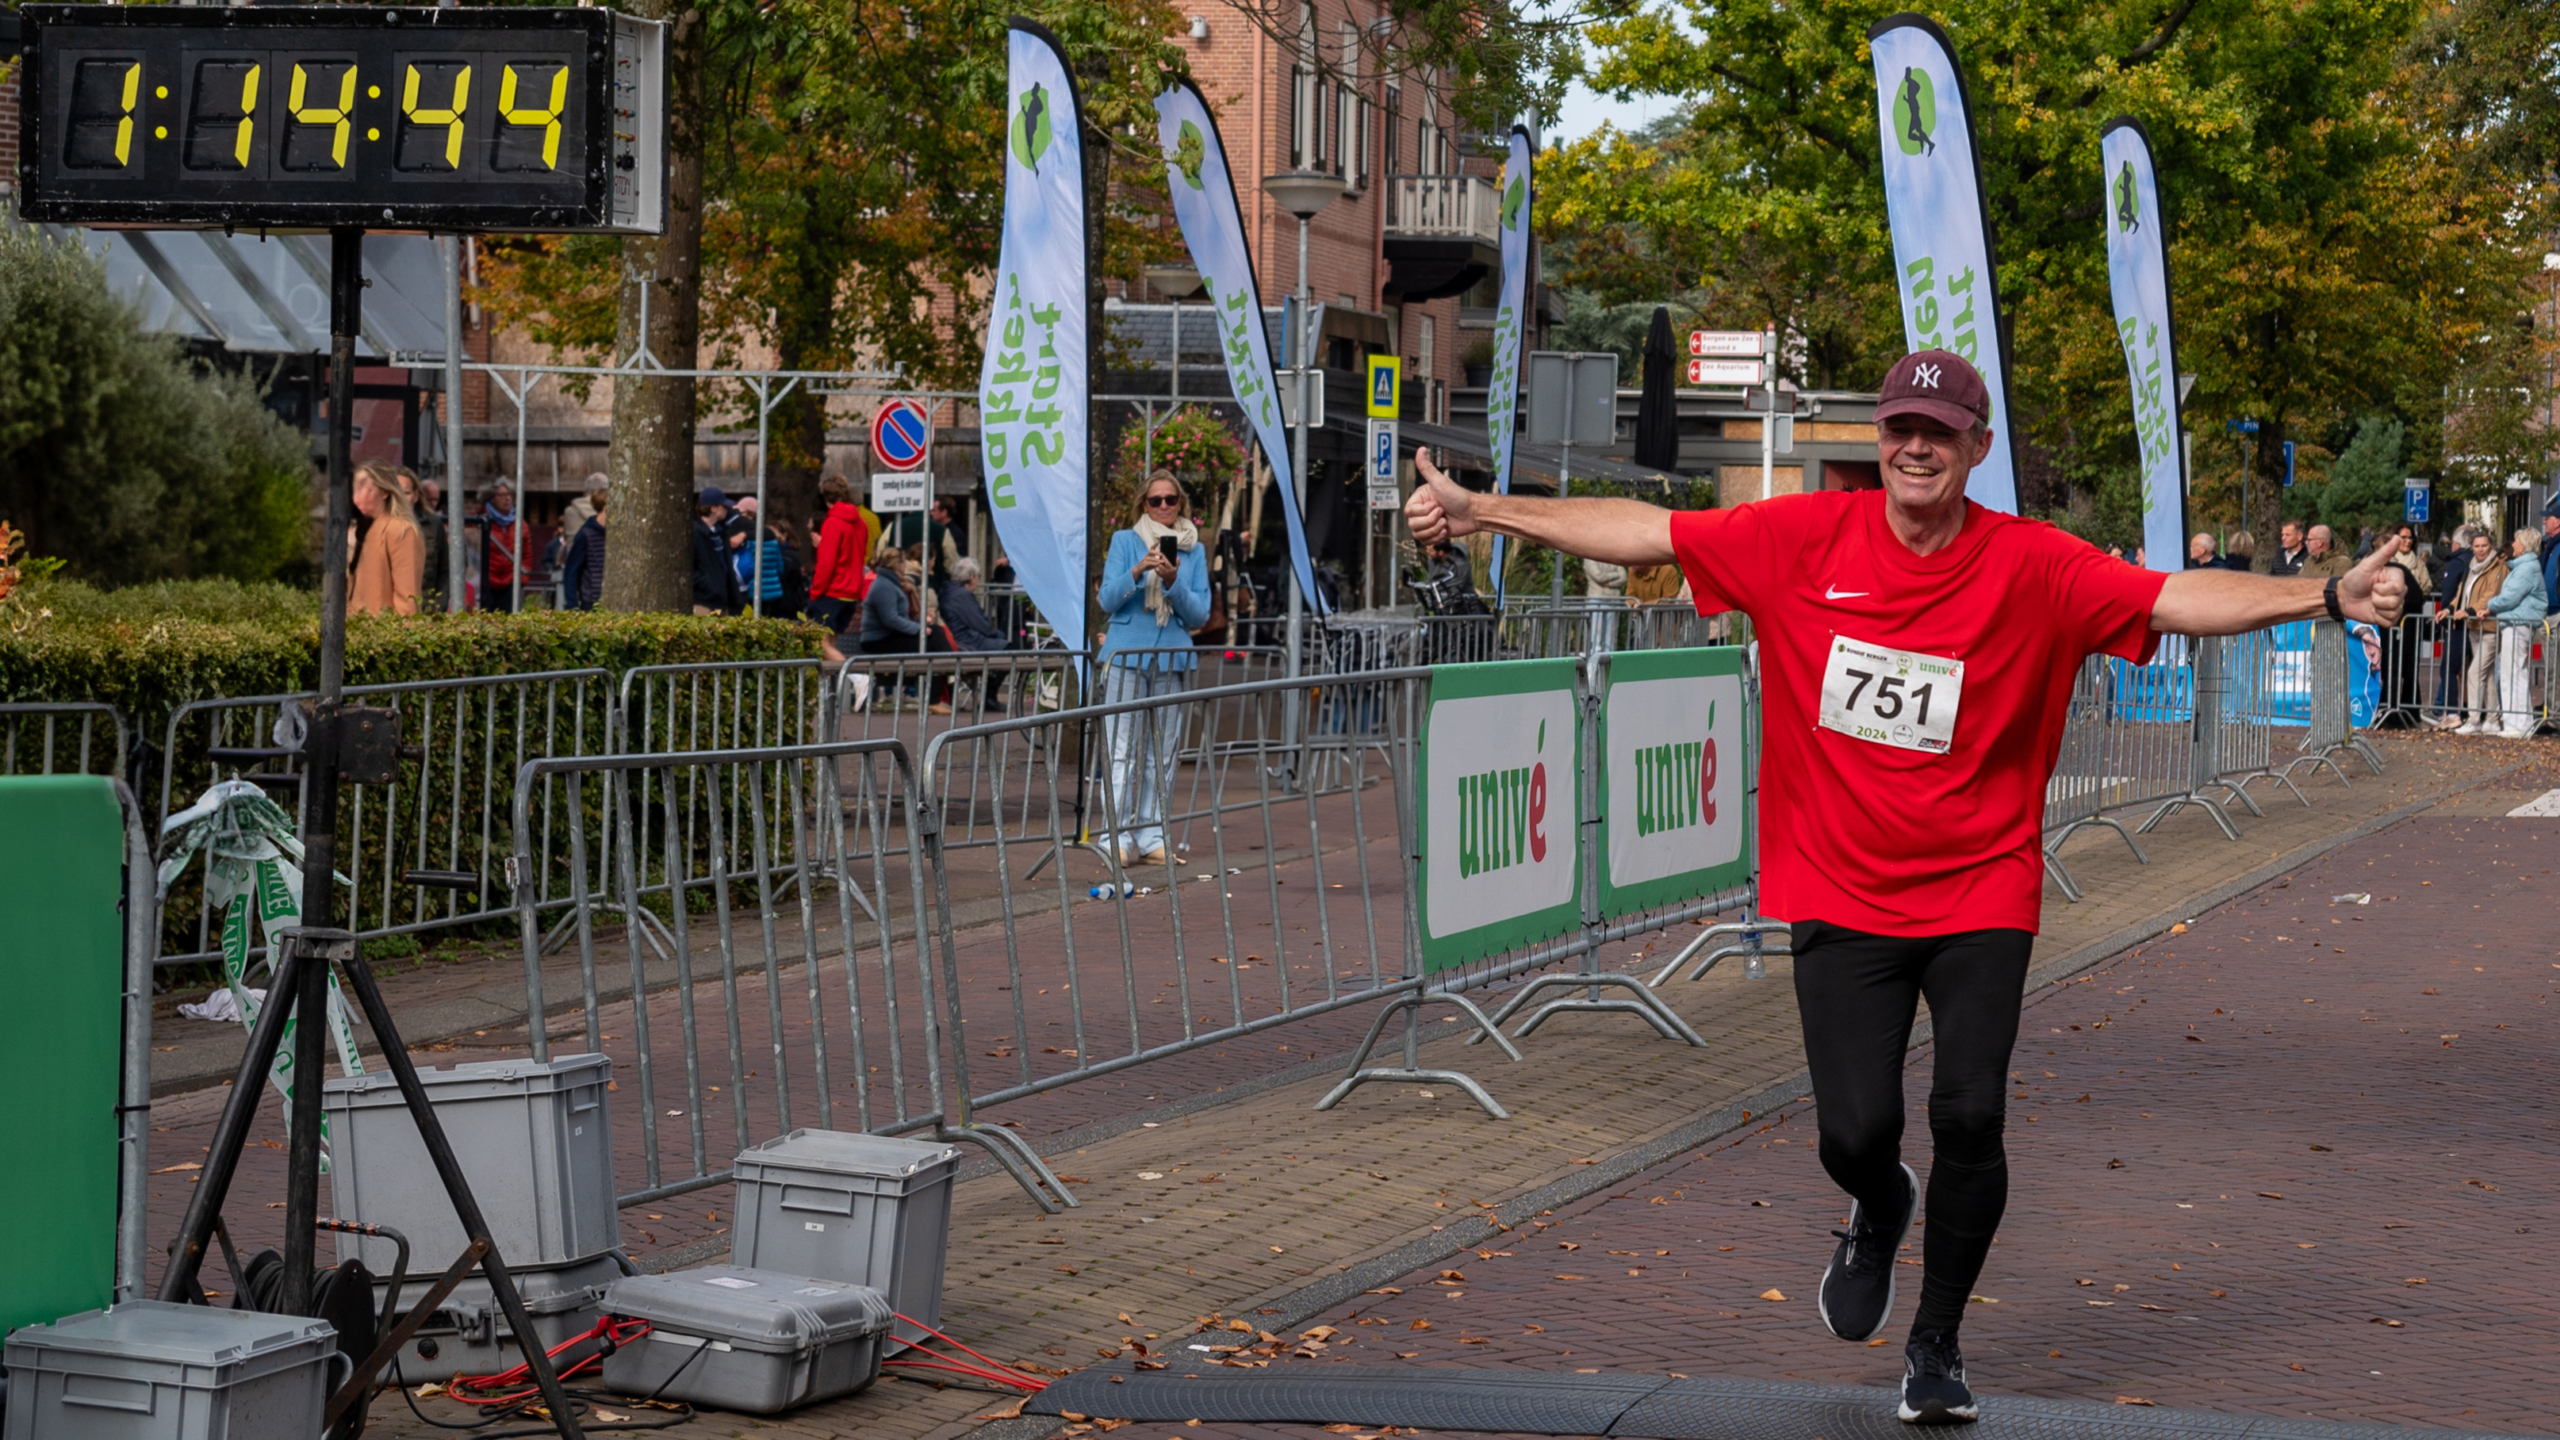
[40,228,451,361]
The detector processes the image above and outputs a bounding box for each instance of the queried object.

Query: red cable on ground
[446,1317,653,1407]
[888,1312,1048,1392]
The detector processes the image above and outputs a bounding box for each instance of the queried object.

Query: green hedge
[4,578,832,964]
[0,577,827,736]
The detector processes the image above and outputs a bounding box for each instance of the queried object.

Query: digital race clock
[15,5,665,233]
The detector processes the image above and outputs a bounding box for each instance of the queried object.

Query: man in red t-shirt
[1408,349,2408,1424]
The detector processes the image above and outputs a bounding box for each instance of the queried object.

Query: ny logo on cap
[1913,362,1942,389]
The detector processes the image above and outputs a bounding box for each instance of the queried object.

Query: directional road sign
[1686,357,1763,386]
[1688,330,1762,358]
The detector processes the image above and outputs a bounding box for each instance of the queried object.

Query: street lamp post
[1261,171,1339,688]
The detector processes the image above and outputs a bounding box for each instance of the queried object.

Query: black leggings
[1791,919,2032,1336]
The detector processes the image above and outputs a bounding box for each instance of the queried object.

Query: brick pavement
[1139,752,2560,1437]
[186,730,2516,1437]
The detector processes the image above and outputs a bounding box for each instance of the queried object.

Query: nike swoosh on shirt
[1824,586,1870,600]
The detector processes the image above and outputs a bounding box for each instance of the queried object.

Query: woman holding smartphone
[1096,469,1211,865]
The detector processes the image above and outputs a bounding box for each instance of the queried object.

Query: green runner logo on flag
[1013,82,1053,170]
[1172,120,1205,189]
[1894,66,1937,156]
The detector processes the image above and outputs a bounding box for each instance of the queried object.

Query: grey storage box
[3,1300,341,1440]
[323,1053,618,1273]
[598,1266,891,1414]
[728,1129,958,1346]
[370,1253,625,1383]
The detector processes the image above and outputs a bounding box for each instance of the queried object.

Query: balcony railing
[1385,174,1501,243]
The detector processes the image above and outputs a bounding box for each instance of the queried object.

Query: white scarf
[1133,515,1200,624]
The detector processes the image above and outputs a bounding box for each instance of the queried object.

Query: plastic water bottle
[1088,883,1137,899]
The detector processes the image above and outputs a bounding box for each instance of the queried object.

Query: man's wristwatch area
[2323,575,2344,622]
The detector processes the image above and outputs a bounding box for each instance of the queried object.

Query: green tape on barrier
[158,780,366,1166]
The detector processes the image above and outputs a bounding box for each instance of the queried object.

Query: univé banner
[978,20,1090,655]
[1151,79,1323,610]
[1486,126,1534,605]
[2100,117,2187,573]
[1867,15,2019,514]
[1418,658,1581,972]
[1600,647,1749,916]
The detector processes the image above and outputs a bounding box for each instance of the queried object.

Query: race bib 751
[1818,636,1963,753]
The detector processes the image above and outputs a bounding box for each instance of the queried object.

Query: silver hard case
[598,1266,892,1414]
[370,1253,626,1383]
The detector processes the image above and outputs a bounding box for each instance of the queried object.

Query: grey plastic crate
[370,1253,625,1384]
[3,1299,341,1440]
[598,1266,890,1414]
[322,1053,619,1273]
[728,1129,958,1346]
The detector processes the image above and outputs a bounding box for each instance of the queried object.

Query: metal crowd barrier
[153,669,619,967]
[2041,622,2383,899]
[2372,611,2551,736]
[506,736,1063,1211]
[0,701,129,782]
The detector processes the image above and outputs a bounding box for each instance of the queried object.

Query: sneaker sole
[1819,1161,1920,1343]
[1897,1396,1980,1424]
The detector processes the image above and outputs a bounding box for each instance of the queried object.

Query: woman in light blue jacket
[1096,470,1211,864]
[2486,527,2549,737]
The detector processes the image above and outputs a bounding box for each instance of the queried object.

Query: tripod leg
[281,931,330,1316]
[158,943,308,1302]
[331,941,588,1440]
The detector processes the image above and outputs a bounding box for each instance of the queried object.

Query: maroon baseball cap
[1875,349,1989,432]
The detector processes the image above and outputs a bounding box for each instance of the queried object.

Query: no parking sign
[871,399,932,473]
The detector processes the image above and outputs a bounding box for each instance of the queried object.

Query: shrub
[0,575,826,742]
[0,229,313,585]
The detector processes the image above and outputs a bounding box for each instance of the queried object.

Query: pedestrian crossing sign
[1366,355,1400,418]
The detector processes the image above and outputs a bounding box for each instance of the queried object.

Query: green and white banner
[1417,658,1580,972]
[1486,125,1534,606]
[158,779,363,1164]
[1868,14,2018,514]
[1152,78,1323,611]
[978,19,1089,654]
[1599,648,1750,917]
[2101,117,2187,574]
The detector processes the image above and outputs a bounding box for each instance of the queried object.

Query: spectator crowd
[2182,504,2560,739]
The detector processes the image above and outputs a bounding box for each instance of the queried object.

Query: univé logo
[1456,718,1548,878]
[1634,701,1717,838]
[1893,66,1936,157]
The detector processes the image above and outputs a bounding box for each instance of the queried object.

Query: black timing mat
[1029,1365,2542,1439]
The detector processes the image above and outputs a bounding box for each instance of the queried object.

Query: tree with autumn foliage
[478,0,1188,610]
[1542,0,2551,548]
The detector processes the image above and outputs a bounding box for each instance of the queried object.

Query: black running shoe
[1818,1161,1919,1342]
[1898,1327,1978,1424]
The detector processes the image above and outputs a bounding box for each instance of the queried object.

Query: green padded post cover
[0,776,126,1334]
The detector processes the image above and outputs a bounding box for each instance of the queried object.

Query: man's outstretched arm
[2150,537,2409,635]
[1404,450,1677,567]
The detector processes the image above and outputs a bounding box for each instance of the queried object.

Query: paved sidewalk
[230,732,2521,1437]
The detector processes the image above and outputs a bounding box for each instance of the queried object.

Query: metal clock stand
[154,229,590,1440]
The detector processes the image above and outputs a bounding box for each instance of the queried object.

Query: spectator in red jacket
[809,474,875,632]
